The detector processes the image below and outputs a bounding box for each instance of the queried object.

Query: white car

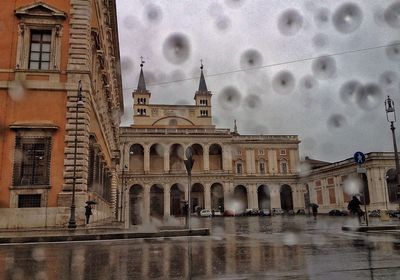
[212,210,223,216]
[200,209,212,217]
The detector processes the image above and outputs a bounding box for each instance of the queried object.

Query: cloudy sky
[116,0,400,162]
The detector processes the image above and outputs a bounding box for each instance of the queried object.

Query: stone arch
[129,184,144,225]
[191,183,204,213]
[150,143,164,173]
[170,183,185,216]
[386,168,398,203]
[170,144,185,171]
[257,185,270,210]
[150,184,164,217]
[129,144,144,173]
[210,183,224,211]
[280,184,293,211]
[191,144,204,172]
[209,144,223,171]
[234,185,248,214]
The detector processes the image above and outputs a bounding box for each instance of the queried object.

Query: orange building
[0,1,123,228]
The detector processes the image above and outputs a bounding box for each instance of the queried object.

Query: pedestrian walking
[85,204,93,224]
[347,196,363,224]
[310,203,319,220]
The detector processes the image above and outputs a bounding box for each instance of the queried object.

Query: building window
[258,149,264,155]
[18,194,41,208]
[13,137,51,186]
[200,110,208,116]
[259,161,266,174]
[280,160,288,174]
[200,99,208,106]
[280,149,287,156]
[236,162,243,174]
[29,31,51,70]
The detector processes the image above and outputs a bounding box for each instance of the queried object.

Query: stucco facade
[0,0,122,228]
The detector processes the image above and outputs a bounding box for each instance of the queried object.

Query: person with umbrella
[85,201,96,224]
[309,203,319,220]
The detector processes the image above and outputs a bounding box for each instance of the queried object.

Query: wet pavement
[0,216,400,279]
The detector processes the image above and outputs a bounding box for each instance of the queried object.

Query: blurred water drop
[312,33,329,49]
[314,7,330,27]
[243,94,262,110]
[343,177,362,195]
[8,81,26,102]
[143,71,157,85]
[302,137,318,151]
[240,49,263,69]
[339,80,363,104]
[218,86,242,110]
[144,4,163,24]
[312,56,336,80]
[332,3,363,34]
[272,70,296,95]
[121,56,134,72]
[123,15,139,29]
[277,9,304,36]
[32,248,46,262]
[169,69,186,81]
[225,0,246,9]
[327,114,346,129]
[162,33,191,65]
[384,2,400,28]
[208,3,224,17]
[379,71,399,94]
[358,83,383,110]
[215,15,231,31]
[386,42,400,61]
[298,161,312,177]
[283,232,298,246]
[299,75,318,92]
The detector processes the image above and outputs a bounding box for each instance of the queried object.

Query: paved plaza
[0,216,400,279]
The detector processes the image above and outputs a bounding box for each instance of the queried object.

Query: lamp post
[68,80,84,229]
[184,146,194,230]
[385,95,400,207]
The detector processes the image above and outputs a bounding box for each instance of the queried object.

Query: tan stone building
[0,0,122,228]
[119,64,304,227]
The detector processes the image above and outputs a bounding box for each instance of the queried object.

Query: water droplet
[8,81,26,102]
[358,83,383,110]
[379,71,399,94]
[144,4,163,23]
[240,49,263,69]
[277,9,304,36]
[243,94,262,110]
[225,0,246,9]
[272,70,296,95]
[332,3,363,34]
[162,33,191,65]
[386,42,400,61]
[384,2,400,28]
[312,33,329,49]
[215,15,231,31]
[314,7,330,27]
[218,86,242,110]
[121,56,134,72]
[312,56,336,80]
[343,177,362,195]
[340,80,363,104]
[299,75,318,92]
[327,114,346,129]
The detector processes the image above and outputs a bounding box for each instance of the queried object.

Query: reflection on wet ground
[1,216,400,279]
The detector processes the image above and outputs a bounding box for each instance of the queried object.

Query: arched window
[259,159,266,174]
[236,161,243,174]
[279,159,288,174]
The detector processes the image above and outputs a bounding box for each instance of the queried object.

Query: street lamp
[385,95,400,205]
[68,80,84,229]
[184,146,194,230]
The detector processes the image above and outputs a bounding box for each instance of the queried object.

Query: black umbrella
[309,203,319,208]
[86,200,97,205]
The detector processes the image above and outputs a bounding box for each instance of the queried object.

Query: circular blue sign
[353,151,365,164]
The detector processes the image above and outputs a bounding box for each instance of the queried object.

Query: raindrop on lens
[123,16,138,29]
[299,75,318,92]
[312,33,329,49]
[272,70,296,95]
[277,9,304,36]
[240,49,263,69]
[243,94,262,110]
[339,80,363,104]
[144,4,163,23]
[386,42,400,61]
[121,56,134,72]
[314,8,330,27]
[215,15,231,31]
[312,56,336,80]
[162,33,191,65]
[332,3,363,34]
[218,86,242,110]
[327,114,346,129]
[170,69,186,81]
[358,84,383,110]
[379,71,399,94]
[384,2,400,28]
[8,81,26,101]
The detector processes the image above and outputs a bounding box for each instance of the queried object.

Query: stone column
[204,144,209,171]
[204,183,211,210]
[164,185,170,218]
[164,147,170,172]
[143,184,150,224]
[270,185,281,209]
[144,145,150,173]
[223,145,232,172]
[124,187,130,229]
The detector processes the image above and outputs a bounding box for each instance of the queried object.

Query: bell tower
[132,58,151,122]
[194,61,212,119]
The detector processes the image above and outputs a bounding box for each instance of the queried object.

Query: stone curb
[342,225,400,232]
[0,228,210,244]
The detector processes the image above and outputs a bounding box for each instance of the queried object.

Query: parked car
[387,210,400,218]
[200,209,212,217]
[212,210,223,217]
[260,209,271,216]
[296,209,306,215]
[272,208,284,215]
[328,209,348,216]
[224,209,235,216]
[368,209,381,217]
[244,208,260,216]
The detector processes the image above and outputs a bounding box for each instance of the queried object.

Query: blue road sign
[353,151,365,164]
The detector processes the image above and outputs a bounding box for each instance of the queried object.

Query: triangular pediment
[15,2,66,19]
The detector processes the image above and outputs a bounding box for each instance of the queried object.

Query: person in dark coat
[310,203,318,220]
[85,204,93,224]
[348,196,363,224]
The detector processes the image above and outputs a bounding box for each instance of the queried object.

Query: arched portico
[210,183,224,211]
[280,184,293,211]
[234,185,248,214]
[129,184,144,225]
[150,144,164,173]
[209,144,222,171]
[129,144,144,173]
[191,183,204,213]
[170,144,185,171]
[150,184,164,217]
[257,185,271,210]
[170,183,185,216]
[191,144,204,172]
